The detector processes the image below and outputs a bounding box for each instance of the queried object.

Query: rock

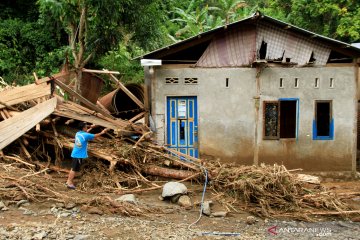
[55,203,65,208]
[351,217,360,222]
[161,182,187,198]
[170,194,182,203]
[0,201,6,210]
[338,221,353,228]
[87,207,103,215]
[60,212,71,217]
[73,235,90,240]
[24,210,34,215]
[32,230,47,240]
[246,216,256,225]
[115,194,138,205]
[202,201,212,216]
[65,202,76,209]
[211,211,228,217]
[16,200,29,207]
[177,195,192,209]
[158,196,164,201]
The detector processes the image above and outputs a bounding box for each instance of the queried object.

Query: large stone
[202,201,212,216]
[246,216,256,225]
[73,235,90,240]
[115,194,138,205]
[0,201,6,210]
[211,211,228,217]
[32,230,47,240]
[161,182,187,198]
[178,195,192,209]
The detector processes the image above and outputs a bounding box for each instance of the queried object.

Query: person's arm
[94,128,109,139]
[86,124,96,133]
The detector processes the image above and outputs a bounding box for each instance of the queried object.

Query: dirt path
[1,180,360,240]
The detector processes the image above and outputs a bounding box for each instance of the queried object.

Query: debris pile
[208,163,352,220]
[0,69,359,221]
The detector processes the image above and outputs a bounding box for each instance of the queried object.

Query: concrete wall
[151,65,357,171]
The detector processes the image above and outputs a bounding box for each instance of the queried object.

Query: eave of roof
[137,11,360,60]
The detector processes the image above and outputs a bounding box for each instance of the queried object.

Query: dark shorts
[71,158,83,172]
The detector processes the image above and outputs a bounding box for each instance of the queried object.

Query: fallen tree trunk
[142,165,198,180]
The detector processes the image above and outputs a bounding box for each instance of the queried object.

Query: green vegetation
[0,0,359,87]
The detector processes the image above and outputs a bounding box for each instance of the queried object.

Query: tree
[37,0,166,93]
[170,0,222,40]
[210,0,248,25]
[254,0,360,43]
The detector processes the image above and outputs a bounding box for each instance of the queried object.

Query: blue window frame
[313,101,334,140]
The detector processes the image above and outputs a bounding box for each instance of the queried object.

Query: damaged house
[140,12,360,172]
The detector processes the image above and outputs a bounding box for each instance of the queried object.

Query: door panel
[167,96,198,158]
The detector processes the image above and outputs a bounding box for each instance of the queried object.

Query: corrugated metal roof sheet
[138,11,360,60]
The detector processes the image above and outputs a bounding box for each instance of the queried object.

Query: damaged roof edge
[135,11,360,60]
[133,13,258,60]
[261,14,359,52]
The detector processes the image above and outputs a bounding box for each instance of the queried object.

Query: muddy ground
[0,173,360,240]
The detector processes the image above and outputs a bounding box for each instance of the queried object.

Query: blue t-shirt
[71,131,95,158]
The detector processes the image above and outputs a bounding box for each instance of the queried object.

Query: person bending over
[66,122,108,189]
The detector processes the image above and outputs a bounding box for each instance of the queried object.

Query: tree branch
[69,23,79,67]
[81,51,95,68]
[78,5,87,66]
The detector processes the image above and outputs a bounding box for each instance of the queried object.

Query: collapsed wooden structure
[0,69,202,179]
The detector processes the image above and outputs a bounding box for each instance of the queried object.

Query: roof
[139,11,360,60]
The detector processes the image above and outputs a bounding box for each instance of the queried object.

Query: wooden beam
[53,79,115,119]
[2,109,32,159]
[129,111,146,123]
[0,98,57,150]
[164,147,202,164]
[142,165,196,180]
[54,102,138,135]
[82,68,120,75]
[34,72,71,85]
[109,74,144,109]
[96,100,112,115]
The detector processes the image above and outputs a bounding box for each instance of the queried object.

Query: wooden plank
[2,109,32,159]
[54,106,119,129]
[0,83,50,109]
[64,101,129,128]
[34,72,71,85]
[96,100,111,115]
[129,111,145,123]
[164,147,202,164]
[53,102,137,135]
[0,98,57,150]
[53,79,115,119]
[82,68,120,75]
[109,74,144,109]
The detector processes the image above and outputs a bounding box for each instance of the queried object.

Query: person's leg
[67,158,81,187]
[66,169,76,186]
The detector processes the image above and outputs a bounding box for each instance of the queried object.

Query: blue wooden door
[166,96,198,157]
